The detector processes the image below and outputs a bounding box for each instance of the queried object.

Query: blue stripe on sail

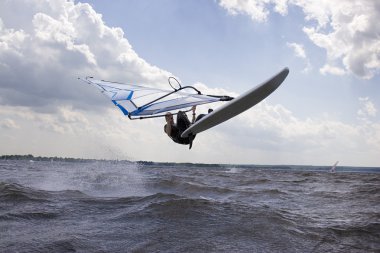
[116,104,129,115]
[112,100,129,115]
[127,91,134,100]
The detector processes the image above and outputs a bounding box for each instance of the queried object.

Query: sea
[0,159,379,253]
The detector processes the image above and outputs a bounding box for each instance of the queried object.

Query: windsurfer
[164,106,209,149]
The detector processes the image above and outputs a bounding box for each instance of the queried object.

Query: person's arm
[165,115,174,136]
[191,106,196,123]
[165,124,172,137]
[166,123,172,136]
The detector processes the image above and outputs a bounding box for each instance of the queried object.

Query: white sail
[80,77,224,119]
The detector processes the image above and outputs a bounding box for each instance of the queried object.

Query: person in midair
[164,106,211,149]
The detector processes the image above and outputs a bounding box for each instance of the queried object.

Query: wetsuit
[167,111,206,147]
[168,111,192,145]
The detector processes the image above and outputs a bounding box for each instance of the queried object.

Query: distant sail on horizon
[330,161,339,173]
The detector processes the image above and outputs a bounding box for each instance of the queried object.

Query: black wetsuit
[167,111,206,146]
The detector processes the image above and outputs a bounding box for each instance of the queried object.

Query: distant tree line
[0,154,98,162]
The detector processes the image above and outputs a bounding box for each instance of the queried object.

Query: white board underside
[181,67,289,138]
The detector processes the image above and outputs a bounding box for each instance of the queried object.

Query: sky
[0,0,379,166]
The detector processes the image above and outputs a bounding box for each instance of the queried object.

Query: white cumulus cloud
[0,0,172,112]
[320,64,346,76]
[357,97,377,122]
[0,0,379,166]
[219,0,380,79]
[219,0,289,22]
[0,118,20,129]
[287,42,312,73]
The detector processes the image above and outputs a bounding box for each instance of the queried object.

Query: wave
[329,222,380,236]
[224,167,244,173]
[355,186,380,195]
[237,178,272,185]
[310,222,380,252]
[255,188,288,195]
[80,192,179,206]
[121,194,300,228]
[0,211,59,221]
[43,240,78,253]
[32,237,95,253]
[28,161,150,198]
[153,177,235,196]
[0,182,51,203]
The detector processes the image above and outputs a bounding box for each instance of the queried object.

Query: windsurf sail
[80,77,233,119]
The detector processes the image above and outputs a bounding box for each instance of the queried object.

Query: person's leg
[194,109,212,123]
[188,111,212,149]
[189,134,195,149]
[195,114,206,122]
[176,111,191,132]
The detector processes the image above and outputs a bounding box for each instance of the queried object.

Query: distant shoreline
[1,155,380,172]
[0,154,228,167]
[0,154,101,163]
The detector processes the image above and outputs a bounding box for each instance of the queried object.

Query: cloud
[0,0,379,165]
[210,101,380,165]
[357,97,377,122]
[0,118,20,129]
[0,0,172,112]
[2,98,379,165]
[320,64,346,76]
[0,104,166,160]
[286,42,312,73]
[0,0,178,160]
[287,42,306,59]
[218,0,380,79]
[219,0,289,22]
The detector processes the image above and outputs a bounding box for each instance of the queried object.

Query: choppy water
[0,160,379,253]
